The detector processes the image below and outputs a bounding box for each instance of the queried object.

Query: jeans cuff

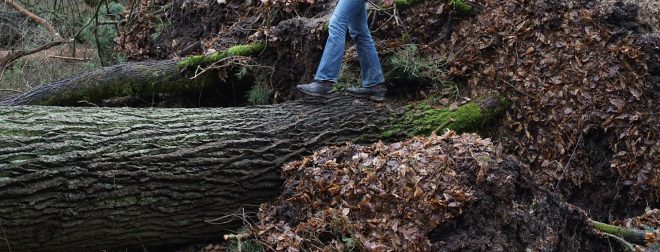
[363,80,385,87]
[314,78,337,83]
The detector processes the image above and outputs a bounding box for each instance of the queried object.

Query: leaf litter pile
[244,132,621,251]
[437,0,659,219]
[259,132,477,251]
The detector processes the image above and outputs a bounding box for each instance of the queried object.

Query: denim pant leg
[314,0,365,83]
[348,4,385,87]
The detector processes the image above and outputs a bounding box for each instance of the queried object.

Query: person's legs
[345,4,387,101]
[348,3,385,87]
[313,0,365,82]
[297,0,365,97]
[298,0,386,100]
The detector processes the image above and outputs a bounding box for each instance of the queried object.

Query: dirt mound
[599,0,659,32]
[438,0,659,220]
[116,0,334,60]
[250,132,615,251]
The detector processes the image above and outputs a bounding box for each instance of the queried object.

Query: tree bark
[0,96,392,251]
[0,95,508,251]
[0,60,215,107]
[0,43,265,107]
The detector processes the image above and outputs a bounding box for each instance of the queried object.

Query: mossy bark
[0,60,213,106]
[384,96,510,138]
[0,95,507,251]
[177,43,265,69]
[0,43,265,107]
[591,220,648,245]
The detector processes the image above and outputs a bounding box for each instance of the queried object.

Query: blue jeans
[314,0,385,87]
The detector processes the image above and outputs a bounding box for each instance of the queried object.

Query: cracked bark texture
[0,96,395,251]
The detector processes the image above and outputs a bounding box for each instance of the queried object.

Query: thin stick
[74,1,104,40]
[600,232,635,252]
[555,132,583,189]
[48,55,91,61]
[0,89,22,93]
[138,237,148,252]
[94,0,107,63]
[224,233,251,240]
[432,118,455,135]
[0,221,12,252]
[77,100,100,107]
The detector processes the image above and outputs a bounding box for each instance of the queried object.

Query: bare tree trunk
[0,96,392,251]
[0,43,265,107]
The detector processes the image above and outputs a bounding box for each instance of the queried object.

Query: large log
[0,60,210,106]
[0,43,265,107]
[0,96,508,251]
[0,96,388,251]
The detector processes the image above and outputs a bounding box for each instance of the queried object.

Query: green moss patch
[450,0,476,15]
[177,43,265,69]
[384,97,510,137]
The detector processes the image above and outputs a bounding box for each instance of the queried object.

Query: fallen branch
[590,220,650,245]
[600,232,635,252]
[2,0,61,39]
[0,89,22,94]
[0,39,71,79]
[224,233,252,241]
[47,55,91,61]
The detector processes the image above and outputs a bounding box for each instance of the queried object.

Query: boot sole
[347,92,385,102]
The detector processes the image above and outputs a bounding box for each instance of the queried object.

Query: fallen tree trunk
[0,43,264,107]
[0,60,208,106]
[0,95,507,251]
